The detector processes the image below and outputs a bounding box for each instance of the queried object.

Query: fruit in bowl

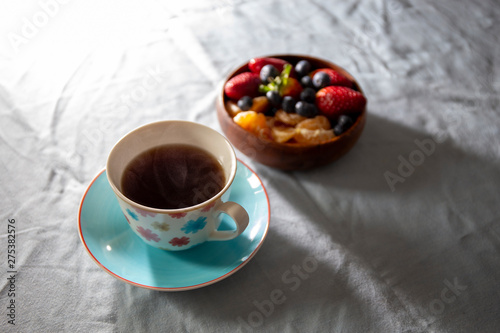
[216,55,367,170]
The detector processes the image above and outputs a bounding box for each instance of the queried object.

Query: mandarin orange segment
[225,100,242,117]
[234,111,271,139]
[250,96,270,113]
[294,128,335,144]
[266,116,277,128]
[272,126,297,143]
[275,110,306,126]
[296,115,331,130]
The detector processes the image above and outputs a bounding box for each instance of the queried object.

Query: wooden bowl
[216,54,367,171]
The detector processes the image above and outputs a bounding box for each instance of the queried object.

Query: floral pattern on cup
[135,207,157,217]
[137,226,160,242]
[201,201,216,212]
[152,221,170,232]
[126,208,139,220]
[169,237,190,247]
[169,212,187,219]
[181,217,207,234]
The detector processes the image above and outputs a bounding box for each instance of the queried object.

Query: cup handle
[208,201,249,241]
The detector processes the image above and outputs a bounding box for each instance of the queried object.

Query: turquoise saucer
[78,160,270,291]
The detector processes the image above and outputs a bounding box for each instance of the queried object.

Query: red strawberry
[224,72,261,100]
[279,77,303,99]
[310,68,353,88]
[315,86,366,119]
[248,57,290,74]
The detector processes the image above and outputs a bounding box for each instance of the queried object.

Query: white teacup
[106,120,249,251]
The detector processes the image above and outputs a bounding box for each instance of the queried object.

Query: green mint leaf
[259,80,280,93]
[280,64,292,87]
[259,84,269,93]
[282,64,292,78]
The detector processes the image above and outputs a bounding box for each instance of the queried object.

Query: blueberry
[260,64,279,83]
[295,101,318,118]
[312,71,331,89]
[338,115,353,127]
[282,96,296,113]
[333,124,344,136]
[333,115,354,135]
[300,87,316,103]
[266,90,282,107]
[237,96,253,111]
[295,60,312,77]
[265,107,278,117]
[300,75,314,89]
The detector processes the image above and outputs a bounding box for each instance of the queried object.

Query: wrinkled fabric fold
[1,0,499,332]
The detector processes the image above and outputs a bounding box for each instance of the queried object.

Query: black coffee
[121,144,225,209]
